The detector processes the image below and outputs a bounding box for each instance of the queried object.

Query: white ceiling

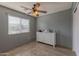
[0,2,72,17]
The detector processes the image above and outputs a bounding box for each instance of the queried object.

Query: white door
[73,3,79,55]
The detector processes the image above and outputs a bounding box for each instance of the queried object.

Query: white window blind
[8,15,30,34]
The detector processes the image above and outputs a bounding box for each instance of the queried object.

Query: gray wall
[72,2,78,10]
[37,9,72,48]
[0,5,36,52]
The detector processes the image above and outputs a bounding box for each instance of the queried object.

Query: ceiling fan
[21,3,47,16]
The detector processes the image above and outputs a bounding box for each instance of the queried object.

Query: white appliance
[36,32,56,48]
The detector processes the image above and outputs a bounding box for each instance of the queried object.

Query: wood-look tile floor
[0,41,75,56]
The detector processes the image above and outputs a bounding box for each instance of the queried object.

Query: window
[8,15,30,34]
[21,19,29,32]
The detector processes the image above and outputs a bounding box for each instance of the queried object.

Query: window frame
[8,14,30,35]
